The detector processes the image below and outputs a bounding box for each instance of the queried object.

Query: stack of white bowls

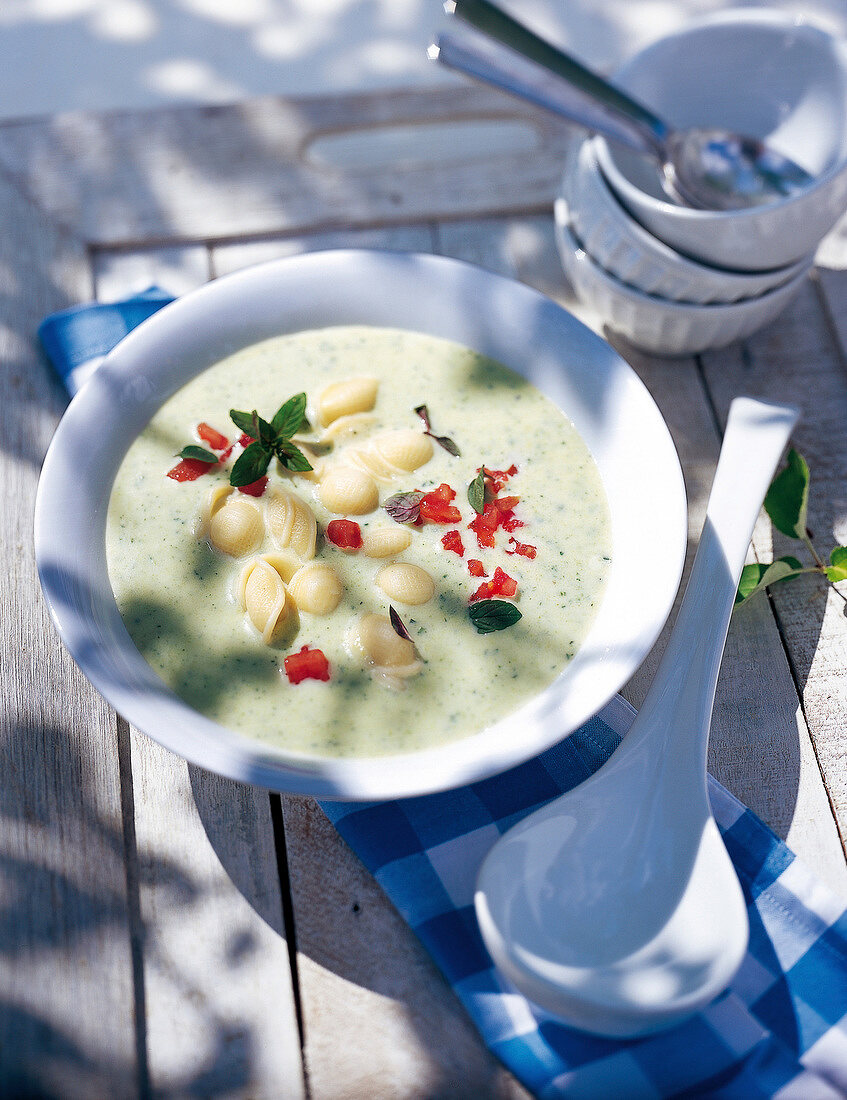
[555,11,847,357]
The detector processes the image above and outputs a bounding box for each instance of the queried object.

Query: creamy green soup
[106,326,611,756]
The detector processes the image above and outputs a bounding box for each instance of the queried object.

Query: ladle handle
[445,0,669,153]
[633,398,799,764]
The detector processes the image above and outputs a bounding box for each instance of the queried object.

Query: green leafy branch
[735,449,847,606]
[229,393,312,486]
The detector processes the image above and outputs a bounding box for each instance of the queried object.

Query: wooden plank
[0,175,141,1093]
[0,88,573,247]
[212,224,435,277]
[701,279,847,873]
[130,733,305,1098]
[93,244,211,300]
[93,252,306,1097]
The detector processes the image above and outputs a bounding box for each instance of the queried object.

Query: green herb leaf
[272,392,308,438]
[230,441,271,486]
[433,434,461,457]
[468,599,522,634]
[254,412,276,448]
[178,445,217,464]
[825,546,847,583]
[735,556,803,605]
[468,469,485,514]
[274,439,313,473]
[384,490,425,524]
[764,448,810,539]
[230,408,258,437]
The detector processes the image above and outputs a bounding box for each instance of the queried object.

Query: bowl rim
[35,248,687,800]
[567,138,814,286]
[595,7,847,224]
[555,197,813,313]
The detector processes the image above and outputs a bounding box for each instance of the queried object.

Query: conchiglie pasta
[351,613,417,668]
[194,483,233,537]
[373,429,433,472]
[319,466,379,515]
[361,526,413,558]
[287,563,343,615]
[208,497,264,557]
[242,558,293,644]
[319,412,376,442]
[318,377,379,426]
[376,563,435,605]
[267,489,317,559]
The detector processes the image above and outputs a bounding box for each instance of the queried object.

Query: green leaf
[274,440,313,473]
[271,392,308,439]
[230,441,271,486]
[384,490,424,524]
[734,556,803,605]
[468,599,522,634]
[178,445,217,464]
[468,470,485,514]
[254,412,276,448]
[764,448,809,539]
[825,545,847,583]
[230,408,258,437]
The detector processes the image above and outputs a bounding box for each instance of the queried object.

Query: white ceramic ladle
[475,397,798,1037]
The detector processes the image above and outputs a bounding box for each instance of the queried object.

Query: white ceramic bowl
[555,205,810,356]
[596,11,847,272]
[35,250,686,800]
[563,138,814,303]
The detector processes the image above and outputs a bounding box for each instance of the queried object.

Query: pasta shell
[373,429,433,472]
[345,446,398,484]
[318,377,379,426]
[243,558,292,644]
[287,563,344,615]
[319,466,379,515]
[319,412,377,442]
[208,498,264,557]
[234,550,300,606]
[194,484,233,537]
[267,489,317,559]
[351,613,416,667]
[361,526,413,559]
[376,563,435,605]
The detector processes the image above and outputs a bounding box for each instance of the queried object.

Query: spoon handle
[445,0,669,152]
[433,31,661,156]
[632,398,798,764]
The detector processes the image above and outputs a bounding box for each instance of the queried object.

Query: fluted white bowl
[555,202,809,356]
[562,138,813,304]
[596,11,847,272]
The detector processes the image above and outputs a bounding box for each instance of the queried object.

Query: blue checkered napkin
[323,703,847,1099]
[42,293,847,1099]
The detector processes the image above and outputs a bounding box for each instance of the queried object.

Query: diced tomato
[441,530,464,557]
[469,566,518,603]
[166,457,214,482]
[420,483,462,524]
[468,505,498,548]
[468,559,487,577]
[237,476,268,497]
[197,422,229,450]
[326,519,362,550]
[284,645,331,684]
[481,464,518,492]
[238,432,255,448]
[498,510,524,532]
[506,537,537,559]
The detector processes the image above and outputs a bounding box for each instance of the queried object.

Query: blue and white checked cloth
[40,290,847,1098]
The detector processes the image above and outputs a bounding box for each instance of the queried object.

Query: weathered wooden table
[3,87,847,1097]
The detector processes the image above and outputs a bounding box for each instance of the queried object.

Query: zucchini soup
[106,325,611,757]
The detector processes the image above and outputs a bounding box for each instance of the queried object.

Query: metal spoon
[475,398,798,1037]
[436,0,814,210]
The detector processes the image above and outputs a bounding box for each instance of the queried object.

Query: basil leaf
[389,606,413,641]
[735,556,803,605]
[468,470,485,514]
[469,599,522,634]
[178,445,217,464]
[825,546,847,583]
[764,448,809,539]
[230,441,271,486]
[274,440,313,473]
[230,408,258,436]
[384,490,425,524]
[431,433,461,457]
[414,404,431,432]
[272,392,308,439]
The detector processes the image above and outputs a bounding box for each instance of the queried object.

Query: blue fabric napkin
[41,291,847,1099]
